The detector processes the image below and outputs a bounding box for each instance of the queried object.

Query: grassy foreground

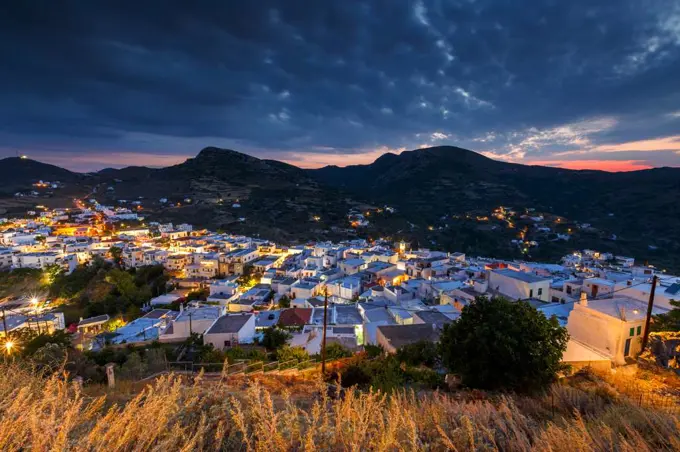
[0,363,679,451]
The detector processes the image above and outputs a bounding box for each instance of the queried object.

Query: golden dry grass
[1,362,679,451]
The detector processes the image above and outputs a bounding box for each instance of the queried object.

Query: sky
[1,1,680,172]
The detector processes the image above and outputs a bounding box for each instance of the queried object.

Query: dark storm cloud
[1,0,679,169]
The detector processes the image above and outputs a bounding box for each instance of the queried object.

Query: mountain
[311,145,680,232]
[91,147,356,241]
[0,157,82,192]
[2,146,679,269]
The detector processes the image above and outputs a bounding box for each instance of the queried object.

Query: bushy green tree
[362,344,384,359]
[439,296,569,392]
[276,345,309,363]
[20,330,72,357]
[109,246,123,268]
[324,342,353,360]
[278,295,291,308]
[652,300,680,332]
[260,327,290,350]
[396,340,440,367]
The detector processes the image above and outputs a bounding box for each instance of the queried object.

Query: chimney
[579,292,588,306]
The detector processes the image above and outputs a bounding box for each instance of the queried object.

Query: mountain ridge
[2,146,679,271]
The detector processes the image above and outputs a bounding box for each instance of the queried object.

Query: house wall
[375,328,397,353]
[488,272,550,301]
[583,280,614,298]
[363,320,391,345]
[203,315,256,349]
[567,304,646,365]
[172,318,217,337]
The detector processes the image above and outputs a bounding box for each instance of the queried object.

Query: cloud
[593,135,680,152]
[430,132,449,141]
[0,1,678,171]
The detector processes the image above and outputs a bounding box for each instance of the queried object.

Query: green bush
[260,327,290,351]
[439,296,569,392]
[276,345,309,363]
[395,340,440,367]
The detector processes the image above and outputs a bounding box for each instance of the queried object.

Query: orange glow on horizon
[529,159,654,172]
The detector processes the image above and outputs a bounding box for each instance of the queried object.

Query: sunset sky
[1,1,680,172]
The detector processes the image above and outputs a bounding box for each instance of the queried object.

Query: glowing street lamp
[4,341,14,354]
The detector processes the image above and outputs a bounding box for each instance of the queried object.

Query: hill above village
[2,146,679,269]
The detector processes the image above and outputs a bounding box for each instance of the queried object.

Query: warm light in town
[4,341,14,353]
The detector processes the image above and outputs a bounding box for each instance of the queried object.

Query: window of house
[538,288,543,296]
[566,286,572,294]
[637,326,642,335]
[529,289,534,298]
[629,327,635,337]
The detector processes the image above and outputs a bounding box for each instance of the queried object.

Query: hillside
[1,362,678,450]
[2,145,679,267]
[311,146,680,226]
[90,147,357,241]
[0,157,82,192]
[311,146,680,267]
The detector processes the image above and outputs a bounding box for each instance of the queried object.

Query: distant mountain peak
[196,146,254,160]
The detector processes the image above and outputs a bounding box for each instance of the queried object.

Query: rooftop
[583,296,668,321]
[377,323,441,349]
[205,314,253,334]
[78,314,110,327]
[493,268,549,284]
[278,308,313,327]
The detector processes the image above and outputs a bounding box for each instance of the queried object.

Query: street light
[30,297,38,305]
[4,341,14,354]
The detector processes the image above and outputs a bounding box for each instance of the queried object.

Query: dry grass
[1,362,679,451]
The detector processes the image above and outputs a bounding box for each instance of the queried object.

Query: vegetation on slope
[0,362,679,450]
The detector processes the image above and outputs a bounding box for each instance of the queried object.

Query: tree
[261,327,290,350]
[439,296,569,392]
[324,342,353,360]
[278,295,291,309]
[396,340,440,367]
[276,345,309,363]
[20,330,73,357]
[41,264,63,287]
[109,246,123,268]
[652,300,680,332]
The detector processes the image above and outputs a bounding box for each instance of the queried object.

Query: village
[0,197,678,373]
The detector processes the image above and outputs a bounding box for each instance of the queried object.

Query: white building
[12,251,63,269]
[488,269,551,302]
[203,313,256,348]
[566,294,668,365]
[159,306,222,342]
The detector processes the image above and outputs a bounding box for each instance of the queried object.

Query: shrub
[260,327,290,351]
[440,296,569,392]
[323,342,353,360]
[276,345,309,363]
[361,343,383,358]
[395,340,440,367]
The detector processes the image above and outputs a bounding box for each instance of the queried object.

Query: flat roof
[377,324,441,349]
[334,305,363,324]
[493,268,549,283]
[584,296,668,321]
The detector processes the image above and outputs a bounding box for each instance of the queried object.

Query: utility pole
[188,308,193,335]
[640,275,658,353]
[1,308,8,343]
[321,287,329,375]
